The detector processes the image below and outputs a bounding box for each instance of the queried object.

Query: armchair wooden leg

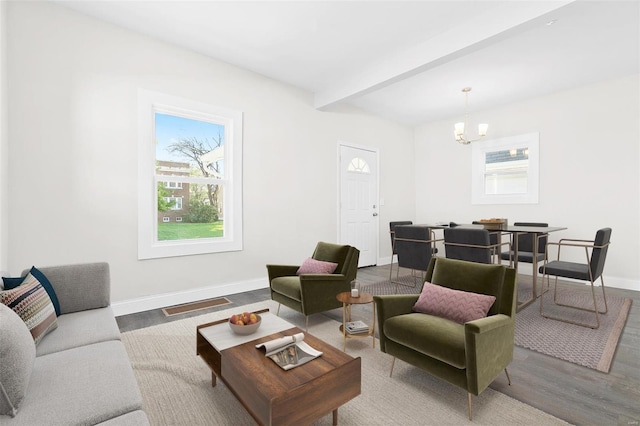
[305,316,309,333]
[468,393,473,421]
[276,303,281,316]
[504,368,512,385]
[389,357,396,378]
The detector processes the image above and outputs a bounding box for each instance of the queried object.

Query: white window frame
[471,132,539,205]
[138,89,243,259]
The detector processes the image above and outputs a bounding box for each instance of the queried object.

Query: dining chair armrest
[546,239,610,261]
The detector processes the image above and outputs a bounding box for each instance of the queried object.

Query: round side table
[336,291,376,352]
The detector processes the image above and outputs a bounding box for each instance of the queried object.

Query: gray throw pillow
[0,303,36,417]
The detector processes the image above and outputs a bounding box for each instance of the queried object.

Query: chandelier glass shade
[454,87,488,145]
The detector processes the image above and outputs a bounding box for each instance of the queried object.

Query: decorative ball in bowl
[228,312,262,335]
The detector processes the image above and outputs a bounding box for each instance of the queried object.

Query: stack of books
[345,320,369,334]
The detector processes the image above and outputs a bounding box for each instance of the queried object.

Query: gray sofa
[0,262,149,426]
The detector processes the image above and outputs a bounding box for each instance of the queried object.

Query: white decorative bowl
[228,314,262,335]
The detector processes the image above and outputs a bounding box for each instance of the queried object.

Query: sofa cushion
[24,263,110,315]
[8,341,143,426]
[0,304,36,417]
[296,258,338,275]
[36,306,122,357]
[0,275,58,345]
[384,312,467,368]
[270,276,302,301]
[3,267,62,316]
[413,282,496,324]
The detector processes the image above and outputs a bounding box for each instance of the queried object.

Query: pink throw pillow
[412,282,496,324]
[296,258,338,275]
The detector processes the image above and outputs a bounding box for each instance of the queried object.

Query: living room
[0,1,638,425]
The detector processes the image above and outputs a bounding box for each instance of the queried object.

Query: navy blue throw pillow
[29,267,61,316]
[2,275,27,290]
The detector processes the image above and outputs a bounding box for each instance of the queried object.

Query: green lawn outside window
[158,221,224,241]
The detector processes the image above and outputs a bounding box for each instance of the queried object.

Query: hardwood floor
[116,264,640,425]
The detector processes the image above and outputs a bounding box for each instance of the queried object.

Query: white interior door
[339,144,378,267]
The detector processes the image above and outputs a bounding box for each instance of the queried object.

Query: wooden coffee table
[196,309,361,425]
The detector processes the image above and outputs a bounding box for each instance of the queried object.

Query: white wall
[415,74,640,291]
[5,2,415,313]
[0,1,7,273]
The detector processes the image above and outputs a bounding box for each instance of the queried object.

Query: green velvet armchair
[267,242,360,331]
[374,257,517,421]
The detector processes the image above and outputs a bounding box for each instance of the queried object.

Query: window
[165,197,183,210]
[347,157,371,173]
[471,132,539,204]
[138,90,243,259]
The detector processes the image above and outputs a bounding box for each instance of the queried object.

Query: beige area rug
[122,300,567,426]
[515,285,632,373]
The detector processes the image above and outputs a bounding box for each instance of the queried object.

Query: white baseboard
[378,256,392,266]
[112,277,270,317]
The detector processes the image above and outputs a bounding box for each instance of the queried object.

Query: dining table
[394,223,567,311]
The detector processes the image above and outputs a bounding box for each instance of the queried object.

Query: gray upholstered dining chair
[389,221,413,281]
[538,227,611,329]
[392,225,435,291]
[444,227,507,264]
[472,221,504,258]
[500,222,549,265]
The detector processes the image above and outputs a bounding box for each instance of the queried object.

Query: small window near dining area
[471,132,539,204]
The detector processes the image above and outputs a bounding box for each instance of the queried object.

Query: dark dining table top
[401,223,567,234]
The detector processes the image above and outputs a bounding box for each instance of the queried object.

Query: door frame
[337,141,380,267]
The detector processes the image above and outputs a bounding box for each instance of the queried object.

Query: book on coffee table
[256,332,323,371]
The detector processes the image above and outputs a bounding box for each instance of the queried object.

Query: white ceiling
[53,0,640,126]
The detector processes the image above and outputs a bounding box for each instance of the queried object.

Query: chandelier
[454,87,488,145]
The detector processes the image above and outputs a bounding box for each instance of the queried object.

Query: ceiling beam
[313,1,575,110]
